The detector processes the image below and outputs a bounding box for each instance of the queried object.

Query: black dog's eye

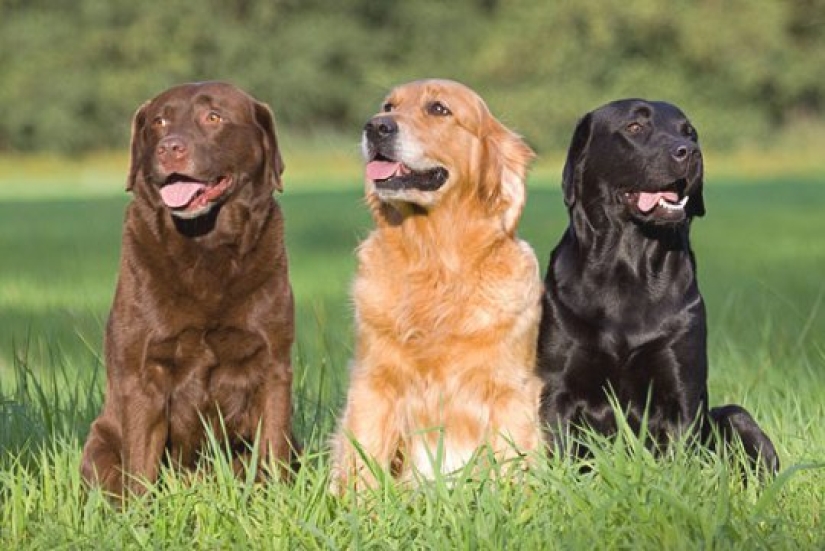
[382,102,394,113]
[426,101,452,117]
[626,122,644,134]
[683,124,697,138]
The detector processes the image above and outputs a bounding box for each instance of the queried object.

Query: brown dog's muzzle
[150,134,233,219]
[156,135,191,174]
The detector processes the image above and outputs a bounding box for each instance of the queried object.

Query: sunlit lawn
[1,158,824,548]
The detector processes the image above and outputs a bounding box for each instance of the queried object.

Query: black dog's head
[562,99,704,227]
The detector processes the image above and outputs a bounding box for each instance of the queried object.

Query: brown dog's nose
[364,116,398,141]
[157,135,188,161]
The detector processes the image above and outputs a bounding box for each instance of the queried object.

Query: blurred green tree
[0,0,822,153]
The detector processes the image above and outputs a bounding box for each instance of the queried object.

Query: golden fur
[331,79,543,490]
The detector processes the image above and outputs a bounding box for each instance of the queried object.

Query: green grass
[1,173,824,548]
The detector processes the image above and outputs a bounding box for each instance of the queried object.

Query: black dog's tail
[707,404,780,476]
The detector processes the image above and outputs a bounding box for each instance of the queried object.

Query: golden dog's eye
[205,111,223,124]
[382,102,394,113]
[626,122,643,134]
[427,101,452,117]
[151,116,167,129]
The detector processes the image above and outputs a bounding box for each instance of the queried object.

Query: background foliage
[1,0,824,153]
[1,2,824,546]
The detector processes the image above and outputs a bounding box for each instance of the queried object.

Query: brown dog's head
[362,79,534,234]
[562,99,704,227]
[127,81,283,221]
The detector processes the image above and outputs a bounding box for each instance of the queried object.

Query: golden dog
[331,79,543,490]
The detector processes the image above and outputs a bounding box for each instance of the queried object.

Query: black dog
[536,99,779,474]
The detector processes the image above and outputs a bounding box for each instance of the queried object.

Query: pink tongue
[637,191,679,213]
[160,182,207,208]
[366,160,405,181]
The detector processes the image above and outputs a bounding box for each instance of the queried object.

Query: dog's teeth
[658,197,686,211]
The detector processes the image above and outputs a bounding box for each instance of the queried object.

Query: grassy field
[1,166,824,548]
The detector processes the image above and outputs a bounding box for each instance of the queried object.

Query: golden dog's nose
[364,116,398,141]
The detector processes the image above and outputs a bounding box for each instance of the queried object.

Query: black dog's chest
[562,279,689,342]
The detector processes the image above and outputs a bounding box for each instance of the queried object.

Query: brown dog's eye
[626,122,643,134]
[426,101,452,117]
[151,116,167,129]
[205,111,223,124]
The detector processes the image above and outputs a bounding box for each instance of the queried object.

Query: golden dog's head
[362,79,534,234]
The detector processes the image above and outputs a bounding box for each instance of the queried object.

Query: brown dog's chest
[114,207,289,455]
[146,322,266,372]
[148,242,259,302]
[143,324,269,461]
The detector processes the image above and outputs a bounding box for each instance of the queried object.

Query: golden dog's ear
[561,112,593,208]
[126,101,150,192]
[254,101,285,193]
[480,121,535,235]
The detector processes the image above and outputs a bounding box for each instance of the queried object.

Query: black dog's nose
[364,116,398,141]
[671,143,694,162]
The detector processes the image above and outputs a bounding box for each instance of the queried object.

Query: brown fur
[331,80,543,490]
[80,82,295,498]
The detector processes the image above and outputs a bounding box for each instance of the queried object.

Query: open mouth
[365,156,449,193]
[623,180,689,222]
[159,174,232,219]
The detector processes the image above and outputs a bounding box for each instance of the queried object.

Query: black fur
[536,99,779,474]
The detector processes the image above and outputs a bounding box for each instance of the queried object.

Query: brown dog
[80,82,295,497]
[330,79,543,490]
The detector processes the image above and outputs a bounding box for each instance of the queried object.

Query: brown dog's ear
[562,112,593,208]
[480,122,535,235]
[254,101,285,193]
[126,101,150,192]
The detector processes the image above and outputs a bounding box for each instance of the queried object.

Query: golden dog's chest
[355,268,503,347]
[354,238,540,347]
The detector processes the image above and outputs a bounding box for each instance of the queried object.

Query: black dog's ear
[562,112,593,208]
[685,138,705,217]
[686,126,705,218]
[126,101,150,192]
[688,181,706,217]
[254,101,285,193]
[688,165,706,217]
